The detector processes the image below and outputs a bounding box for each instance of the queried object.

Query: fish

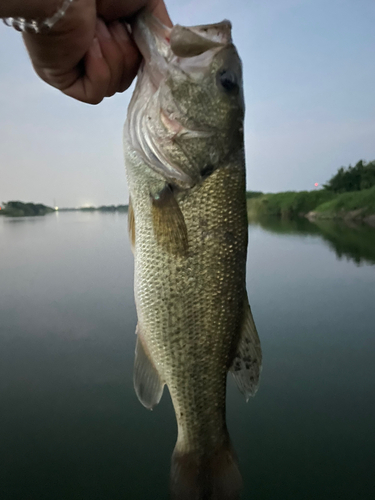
[124,11,262,500]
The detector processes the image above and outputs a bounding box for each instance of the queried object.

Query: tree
[324,160,375,193]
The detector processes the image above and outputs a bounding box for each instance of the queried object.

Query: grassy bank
[247,186,375,224]
[310,186,375,223]
[247,190,335,218]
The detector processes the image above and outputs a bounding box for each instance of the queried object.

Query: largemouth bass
[124,12,262,500]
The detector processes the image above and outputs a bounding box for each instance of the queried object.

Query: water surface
[0,212,374,499]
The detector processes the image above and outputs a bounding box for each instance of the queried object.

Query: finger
[51,20,140,103]
[109,21,141,93]
[96,0,172,26]
[62,37,111,104]
[95,18,124,97]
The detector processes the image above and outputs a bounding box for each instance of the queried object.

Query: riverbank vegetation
[247,160,375,224]
[310,186,375,222]
[323,160,375,193]
[247,190,335,218]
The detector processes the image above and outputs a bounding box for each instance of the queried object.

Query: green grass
[246,186,375,221]
[314,185,375,217]
[247,190,335,218]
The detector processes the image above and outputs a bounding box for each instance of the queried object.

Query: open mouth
[132,13,233,86]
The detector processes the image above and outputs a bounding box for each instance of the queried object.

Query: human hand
[20,0,171,104]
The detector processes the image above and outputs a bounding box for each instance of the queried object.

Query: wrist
[1,0,92,35]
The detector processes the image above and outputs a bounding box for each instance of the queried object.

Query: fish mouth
[132,14,232,86]
[126,14,233,188]
[170,20,232,57]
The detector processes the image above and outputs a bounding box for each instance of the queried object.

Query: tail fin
[170,440,242,500]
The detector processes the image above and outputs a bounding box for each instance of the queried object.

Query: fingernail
[110,21,130,42]
[90,37,103,59]
[96,18,111,40]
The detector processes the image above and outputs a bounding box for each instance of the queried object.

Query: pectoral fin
[151,184,188,256]
[134,326,164,410]
[230,294,262,401]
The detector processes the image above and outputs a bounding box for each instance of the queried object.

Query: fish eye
[217,69,238,93]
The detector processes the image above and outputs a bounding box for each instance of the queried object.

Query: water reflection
[248,216,375,266]
[0,215,50,224]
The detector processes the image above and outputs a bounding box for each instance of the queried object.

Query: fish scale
[126,147,247,455]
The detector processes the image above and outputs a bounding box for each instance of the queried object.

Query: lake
[0,212,374,500]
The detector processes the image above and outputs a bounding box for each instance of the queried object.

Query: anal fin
[134,326,164,410]
[230,294,262,401]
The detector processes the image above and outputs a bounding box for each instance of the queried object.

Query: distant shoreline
[58,205,129,213]
[0,201,55,217]
[2,191,374,228]
[0,202,129,217]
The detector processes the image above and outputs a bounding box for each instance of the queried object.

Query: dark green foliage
[80,206,97,211]
[98,205,117,211]
[79,205,128,212]
[97,205,128,212]
[323,160,375,193]
[0,201,54,217]
[246,191,263,199]
[116,205,129,212]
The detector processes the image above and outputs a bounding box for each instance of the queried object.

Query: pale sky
[1,0,374,208]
